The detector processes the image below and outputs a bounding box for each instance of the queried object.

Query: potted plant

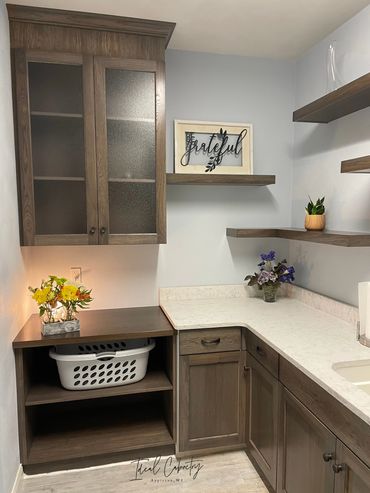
[305,196,325,231]
[29,275,93,335]
[245,251,295,302]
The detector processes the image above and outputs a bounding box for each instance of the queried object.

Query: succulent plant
[305,196,325,215]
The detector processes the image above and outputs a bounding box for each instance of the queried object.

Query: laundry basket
[49,339,155,391]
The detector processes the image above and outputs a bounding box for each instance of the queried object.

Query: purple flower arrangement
[245,250,295,288]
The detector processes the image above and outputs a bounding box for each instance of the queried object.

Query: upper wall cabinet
[7,5,175,246]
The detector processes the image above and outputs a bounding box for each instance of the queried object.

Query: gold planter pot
[304,214,326,231]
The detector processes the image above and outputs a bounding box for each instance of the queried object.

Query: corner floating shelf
[166,173,275,186]
[226,228,370,247]
[341,155,370,173]
[293,72,370,123]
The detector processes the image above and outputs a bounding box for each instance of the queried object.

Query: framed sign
[174,120,253,174]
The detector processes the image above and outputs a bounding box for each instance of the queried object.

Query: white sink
[333,360,370,396]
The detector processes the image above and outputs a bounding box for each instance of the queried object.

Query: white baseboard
[10,465,23,493]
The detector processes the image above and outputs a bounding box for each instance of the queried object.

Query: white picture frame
[174,120,253,174]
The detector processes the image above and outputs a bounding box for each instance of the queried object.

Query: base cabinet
[179,350,245,453]
[278,387,336,493]
[334,442,370,493]
[246,353,279,490]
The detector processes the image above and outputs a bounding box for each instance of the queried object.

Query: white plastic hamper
[49,339,155,390]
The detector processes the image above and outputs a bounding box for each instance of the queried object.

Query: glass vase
[327,41,343,93]
[262,284,279,303]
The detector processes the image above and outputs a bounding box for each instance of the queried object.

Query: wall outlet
[70,267,82,284]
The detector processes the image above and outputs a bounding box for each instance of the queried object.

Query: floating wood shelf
[26,370,173,406]
[341,155,370,173]
[293,72,370,123]
[226,228,370,247]
[166,173,276,186]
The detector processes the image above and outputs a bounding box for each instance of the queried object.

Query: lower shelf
[27,396,173,464]
[26,370,173,406]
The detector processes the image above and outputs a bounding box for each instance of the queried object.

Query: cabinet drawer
[179,328,241,355]
[247,332,279,378]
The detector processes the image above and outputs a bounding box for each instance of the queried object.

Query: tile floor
[18,452,268,493]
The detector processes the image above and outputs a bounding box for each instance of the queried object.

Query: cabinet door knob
[201,337,221,346]
[333,463,346,474]
[89,227,96,235]
[322,452,334,462]
[100,227,106,235]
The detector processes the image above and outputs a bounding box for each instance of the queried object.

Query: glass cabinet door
[14,51,98,245]
[94,58,166,244]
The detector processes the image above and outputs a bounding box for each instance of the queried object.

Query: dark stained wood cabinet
[277,387,336,493]
[178,328,246,455]
[334,441,370,493]
[8,4,174,246]
[245,352,279,490]
[13,307,176,474]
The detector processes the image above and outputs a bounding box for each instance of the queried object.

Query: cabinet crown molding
[6,4,176,46]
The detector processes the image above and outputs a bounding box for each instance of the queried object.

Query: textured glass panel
[28,62,83,114]
[28,61,87,236]
[109,183,156,234]
[31,116,85,178]
[34,181,86,235]
[107,120,155,180]
[106,70,155,120]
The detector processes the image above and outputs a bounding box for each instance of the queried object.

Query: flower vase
[41,319,80,336]
[262,284,279,303]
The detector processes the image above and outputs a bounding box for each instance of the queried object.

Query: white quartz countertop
[160,290,370,426]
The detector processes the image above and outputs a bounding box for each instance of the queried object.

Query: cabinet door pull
[201,337,221,346]
[244,366,251,373]
[256,345,265,357]
[322,452,334,462]
[332,463,346,474]
[100,227,106,235]
[89,227,96,235]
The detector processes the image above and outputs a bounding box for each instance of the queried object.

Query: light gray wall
[24,50,295,309]
[0,2,30,492]
[290,5,370,306]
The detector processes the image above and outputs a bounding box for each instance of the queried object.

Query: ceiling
[8,0,370,58]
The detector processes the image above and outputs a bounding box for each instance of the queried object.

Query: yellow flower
[60,285,79,302]
[32,287,52,305]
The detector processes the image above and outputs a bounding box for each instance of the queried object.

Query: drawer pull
[333,463,346,474]
[322,452,335,462]
[256,345,265,357]
[201,337,221,346]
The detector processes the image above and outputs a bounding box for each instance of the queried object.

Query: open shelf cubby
[27,394,173,465]
[14,307,175,474]
[226,227,370,247]
[293,72,370,123]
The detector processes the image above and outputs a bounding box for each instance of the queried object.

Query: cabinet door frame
[334,441,370,493]
[94,56,166,245]
[277,386,336,493]
[13,49,98,245]
[179,350,246,453]
[245,352,279,490]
